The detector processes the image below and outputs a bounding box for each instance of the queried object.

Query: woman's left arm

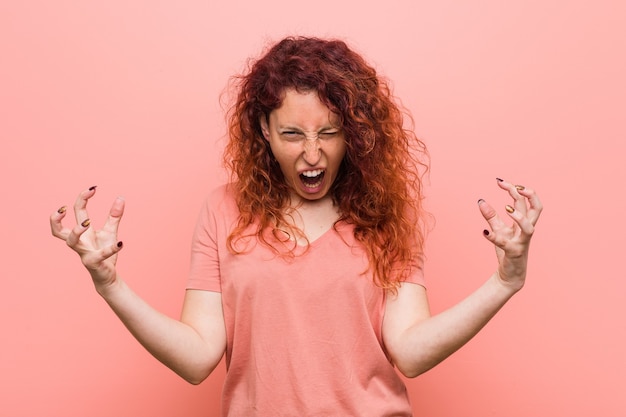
[383,179,542,378]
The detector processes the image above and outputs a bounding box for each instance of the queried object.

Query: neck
[283,193,340,243]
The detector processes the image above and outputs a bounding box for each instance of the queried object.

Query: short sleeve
[403,253,426,288]
[186,189,225,292]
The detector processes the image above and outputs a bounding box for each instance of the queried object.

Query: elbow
[185,375,208,386]
[397,367,420,379]
[180,367,212,385]
[394,360,427,379]
[387,344,421,378]
[176,359,221,385]
[392,352,439,379]
[389,351,416,378]
[387,335,453,378]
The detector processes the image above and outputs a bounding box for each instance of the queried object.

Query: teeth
[301,169,324,177]
[304,180,322,189]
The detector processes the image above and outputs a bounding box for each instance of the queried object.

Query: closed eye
[319,131,339,139]
[278,129,341,142]
[280,131,305,141]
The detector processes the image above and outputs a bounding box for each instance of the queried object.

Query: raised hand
[50,186,125,290]
[478,178,543,290]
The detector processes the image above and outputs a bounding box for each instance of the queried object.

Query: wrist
[94,273,123,299]
[493,269,524,295]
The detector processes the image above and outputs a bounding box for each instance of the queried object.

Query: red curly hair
[223,36,429,291]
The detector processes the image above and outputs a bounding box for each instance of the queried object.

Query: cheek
[269,144,298,172]
[332,143,347,165]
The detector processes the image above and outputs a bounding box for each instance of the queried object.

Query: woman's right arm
[50,187,226,384]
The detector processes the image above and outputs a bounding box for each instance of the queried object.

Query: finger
[504,205,535,239]
[477,199,507,232]
[481,226,510,251]
[481,228,501,247]
[496,178,527,215]
[101,197,125,235]
[82,241,124,269]
[73,186,98,225]
[517,187,543,225]
[65,218,92,249]
[50,205,70,239]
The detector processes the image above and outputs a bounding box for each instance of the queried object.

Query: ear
[259,115,270,141]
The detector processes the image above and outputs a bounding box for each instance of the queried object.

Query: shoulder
[193,183,240,235]
[206,182,236,203]
[201,183,239,216]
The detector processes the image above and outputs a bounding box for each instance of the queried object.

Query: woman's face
[260,89,347,203]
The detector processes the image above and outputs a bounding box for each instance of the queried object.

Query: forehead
[270,89,339,127]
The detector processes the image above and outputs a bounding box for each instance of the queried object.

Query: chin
[294,186,331,202]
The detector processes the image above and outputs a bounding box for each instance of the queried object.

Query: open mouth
[299,169,325,189]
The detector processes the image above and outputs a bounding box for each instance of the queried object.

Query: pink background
[2,1,625,416]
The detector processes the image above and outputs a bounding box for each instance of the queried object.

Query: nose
[302,137,322,165]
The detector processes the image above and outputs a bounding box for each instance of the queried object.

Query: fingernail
[477,198,485,205]
[89,185,97,191]
[57,206,67,214]
[117,241,123,248]
[81,219,91,228]
[505,205,515,214]
[496,178,504,182]
[515,185,525,191]
[483,229,490,236]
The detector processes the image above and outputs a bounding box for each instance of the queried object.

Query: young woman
[50,37,542,416]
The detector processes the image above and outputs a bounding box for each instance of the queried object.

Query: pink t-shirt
[187,185,425,416]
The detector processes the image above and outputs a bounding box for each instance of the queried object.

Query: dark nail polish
[57,206,67,214]
[117,241,123,248]
[89,186,97,191]
[81,219,91,228]
[496,178,504,182]
[483,229,490,236]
